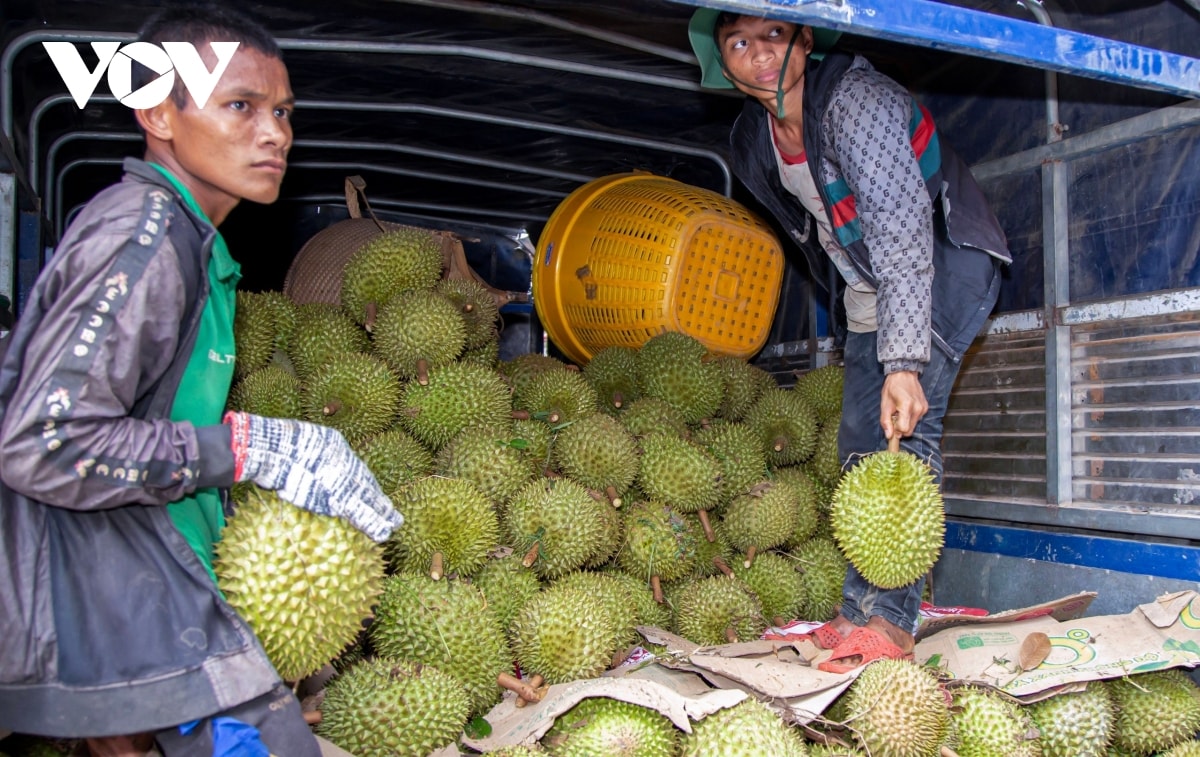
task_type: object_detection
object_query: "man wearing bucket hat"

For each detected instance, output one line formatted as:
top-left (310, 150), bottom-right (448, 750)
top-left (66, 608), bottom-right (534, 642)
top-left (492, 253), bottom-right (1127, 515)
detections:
top-left (689, 9), bottom-right (1011, 672)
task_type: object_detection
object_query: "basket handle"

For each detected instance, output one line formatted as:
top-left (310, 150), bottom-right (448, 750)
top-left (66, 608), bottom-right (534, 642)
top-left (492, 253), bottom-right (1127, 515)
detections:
top-left (343, 175), bottom-right (388, 233)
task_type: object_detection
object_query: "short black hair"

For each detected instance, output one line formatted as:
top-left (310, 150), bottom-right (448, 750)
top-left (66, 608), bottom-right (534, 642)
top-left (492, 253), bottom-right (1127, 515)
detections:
top-left (713, 11), bottom-right (741, 43)
top-left (134, 4), bottom-right (281, 109)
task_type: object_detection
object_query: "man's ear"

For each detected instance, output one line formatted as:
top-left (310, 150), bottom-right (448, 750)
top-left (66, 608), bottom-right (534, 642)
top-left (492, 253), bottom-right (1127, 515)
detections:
top-left (135, 102), bottom-right (174, 142)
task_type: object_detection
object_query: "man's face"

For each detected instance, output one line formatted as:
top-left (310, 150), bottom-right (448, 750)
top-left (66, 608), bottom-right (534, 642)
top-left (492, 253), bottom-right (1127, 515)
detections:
top-left (717, 16), bottom-right (813, 98)
top-left (156, 44), bottom-right (294, 213)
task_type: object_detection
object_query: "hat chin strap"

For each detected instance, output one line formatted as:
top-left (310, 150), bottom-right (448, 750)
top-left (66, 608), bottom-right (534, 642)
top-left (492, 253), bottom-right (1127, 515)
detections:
top-left (719, 27), bottom-right (801, 120)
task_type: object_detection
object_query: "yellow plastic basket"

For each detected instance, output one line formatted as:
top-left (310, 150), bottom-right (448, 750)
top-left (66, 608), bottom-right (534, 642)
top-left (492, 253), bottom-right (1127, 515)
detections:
top-left (532, 173), bottom-right (785, 365)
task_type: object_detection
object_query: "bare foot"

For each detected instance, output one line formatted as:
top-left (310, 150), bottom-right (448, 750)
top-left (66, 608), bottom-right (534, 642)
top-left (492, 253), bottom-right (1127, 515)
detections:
top-left (865, 615), bottom-right (915, 655)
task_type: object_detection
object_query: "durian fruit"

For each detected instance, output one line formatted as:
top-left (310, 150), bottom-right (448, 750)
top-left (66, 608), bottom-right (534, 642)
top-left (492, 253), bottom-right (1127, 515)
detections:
top-left (1026, 683), bottom-right (1113, 757)
top-left (684, 513), bottom-right (736, 578)
top-left (302, 351), bottom-right (401, 444)
top-left (671, 574), bottom-right (765, 646)
top-left (488, 746), bottom-right (547, 756)
top-left (399, 361), bottom-right (514, 450)
top-left (435, 424), bottom-right (536, 509)
top-left (233, 290), bottom-right (294, 380)
top-left (693, 422), bottom-right (770, 505)
top-left (1107, 669), bottom-right (1200, 755)
top-left (744, 387), bottom-right (819, 467)
top-left (617, 501), bottom-right (699, 595)
top-left (369, 573), bottom-right (510, 715)
top-left (511, 584), bottom-right (619, 684)
top-left (808, 745), bottom-right (864, 756)
top-left (731, 551), bottom-right (804, 627)
top-left (551, 413), bottom-right (639, 505)
top-left (340, 226), bottom-right (443, 329)
top-left (793, 537), bottom-right (847, 622)
top-left (435, 277), bottom-right (500, 349)
top-left (514, 368), bottom-right (600, 425)
top-left (316, 658), bottom-right (469, 757)
top-left (619, 396), bottom-right (691, 440)
top-left (830, 443), bottom-right (944, 589)
top-left (371, 288), bottom-right (467, 380)
top-left (470, 552), bottom-right (543, 639)
top-left (793, 364), bottom-right (844, 424)
top-left (1161, 741), bottom-right (1200, 757)
top-left (513, 417), bottom-right (554, 473)
top-left (389, 475), bottom-right (499, 579)
top-left (542, 696), bottom-right (679, 757)
top-left (582, 493), bottom-right (624, 569)
top-left (714, 355), bottom-right (775, 422)
top-left (552, 570), bottom-right (640, 649)
top-left (636, 432), bottom-right (722, 526)
top-left (635, 331), bottom-right (724, 425)
top-left (842, 658), bottom-right (949, 757)
top-left (769, 470), bottom-right (821, 548)
top-left (213, 485), bottom-right (384, 682)
top-left (286, 302), bottom-right (371, 381)
top-left (583, 345), bottom-right (641, 415)
top-left (500, 353), bottom-right (572, 396)
top-left (602, 568), bottom-right (673, 631)
top-left (460, 336), bottom-right (501, 369)
top-left (807, 412), bottom-right (845, 489)
top-left (680, 698), bottom-right (809, 757)
top-left (504, 477), bottom-right (612, 579)
top-left (950, 685), bottom-right (1041, 757)
top-left (351, 426), bottom-right (434, 494)
top-left (721, 480), bottom-right (803, 564)
top-left (227, 364), bottom-right (302, 418)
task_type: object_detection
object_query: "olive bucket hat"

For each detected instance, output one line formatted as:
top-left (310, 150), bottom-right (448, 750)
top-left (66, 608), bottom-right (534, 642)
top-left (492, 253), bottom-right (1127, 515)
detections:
top-left (688, 7), bottom-right (842, 89)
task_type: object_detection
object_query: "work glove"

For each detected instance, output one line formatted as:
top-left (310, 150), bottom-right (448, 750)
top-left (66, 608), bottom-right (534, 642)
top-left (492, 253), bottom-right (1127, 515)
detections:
top-left (224, 411), bottom-right (403, 542)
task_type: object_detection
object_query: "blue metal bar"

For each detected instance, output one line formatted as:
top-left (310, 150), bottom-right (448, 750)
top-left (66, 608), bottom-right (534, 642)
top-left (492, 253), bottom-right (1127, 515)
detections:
top-left (679, 0), bottom-right (1200, 99)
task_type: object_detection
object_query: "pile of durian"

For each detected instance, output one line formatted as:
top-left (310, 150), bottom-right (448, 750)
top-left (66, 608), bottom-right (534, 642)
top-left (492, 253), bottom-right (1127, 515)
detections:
top-left (208, 226), bottom-right (1200, 757)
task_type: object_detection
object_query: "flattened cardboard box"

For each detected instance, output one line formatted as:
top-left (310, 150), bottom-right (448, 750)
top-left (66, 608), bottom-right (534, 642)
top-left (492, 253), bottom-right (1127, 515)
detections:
top-left (913, 589), bottom-right (1200, 699)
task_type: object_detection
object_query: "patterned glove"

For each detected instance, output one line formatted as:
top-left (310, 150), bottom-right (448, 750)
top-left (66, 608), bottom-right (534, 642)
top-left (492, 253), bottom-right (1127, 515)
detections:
top-left (224, 412), bottom-right (403, 542)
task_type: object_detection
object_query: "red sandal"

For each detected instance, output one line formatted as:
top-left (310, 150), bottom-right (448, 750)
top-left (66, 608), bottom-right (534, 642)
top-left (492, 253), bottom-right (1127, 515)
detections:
top-left (801, 621), bottom-right (850, 649)
top-left (817, 626), bottom-right (913, 674)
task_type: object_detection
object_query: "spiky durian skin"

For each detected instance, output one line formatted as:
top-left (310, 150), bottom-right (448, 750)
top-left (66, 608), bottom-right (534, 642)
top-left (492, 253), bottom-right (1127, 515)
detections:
top-left (315, 658), bottom-right (468, 757)
top-left (552, 570), bottom-right (640, 649)
top-left (339, 227), bottom-right (443, 326)
top-left (459, 337), bottom-right (500, 369)
top-left (213, 486), bottom-right (384, 682)
top-left (693, 422), bottom-right (770, 504)
top-left (808, 746), bottom-right (865, 756)
top-left (635, 331), bottom-right (724, 425)
top-left (602, 568), bottom-right (673, 630)
top-left (582, 495), bottom-right (623, 569)
top-left (435, 424), bottom-right (536, 508)
top-left (302, 351), bottom-right (401, 444)
top-left (950, 686), bottom-right (1041, 757)
top-left (233, 290), bottom-right (283, 379)
top-left (389, 475), bottom-right (499, 578)
top-left (369, 573), bottom-right (510, 716)
top-left (843, 659), bottom-right (949, 757)
top-left (793, 364), bottom-right (844, 424)
top-left (732, 551), bottom-right (804, 625)
top-left (504, 477), bottom-right (610, 579)
top-left (435, 277), bottom-right (500, 349)
top-left (714, 356), bottom-right (774, 422)
top-left (684, 513), bottom-right (736, 578)
top-left (672, 574), bottom-right (765, 646)
top-left (500, 353), bottom-right (572, 395)
top-left (1161, 741), bottom-right (1200, 757)
top-left (371, 288), bottom-right (466, 376)
top-left (830, 449), bottom-right (945, 589)
top-left (808, 412), bottom-right (845, 488)
top-left (399, 361), bottom-right (514, 450)
top-left (511, 585), bottom-right (619, 684)
top-left (680, 698), bottom-right (809, 757)
top-left (793, 537), bottom-right (847, 622)
top-left (744, 387), bottom-right (819, 467)
top-left (512, 417), bottom-right (554, 473)
top-left (584, 345), bottom-right (642, 415)
top-left (514, 368), bottom-right (600, 425)
top-left (637, 432), bottom-right (721, 514)
top-left (619, 396), bottom-right (691, 440)
top-left (543, 697), bottom-right (679, 757)
top-left (227, 365), bottom-right (302, 419)
top-left (1027, 684), bottom-right (1113, 757)
top-left (351, 426), bottom-right (434, 494)
top-left (551, 412), bottom-right (640, 494)
top-left (1108, 669), bottom-right (1200, 755)
top-left (617, 501), bottom-right (698, 584)
top-left (286, 302), bottom-right (371, 381)
top-left (489, 747), bottom-right (548, 756)
top-left (721, 480), bottom-right (803, 554)
top-left (470, 553), bottom-right (542, 639)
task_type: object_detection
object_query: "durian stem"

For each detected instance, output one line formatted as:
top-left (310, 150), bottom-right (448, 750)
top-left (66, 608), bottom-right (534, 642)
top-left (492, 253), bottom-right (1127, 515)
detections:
top-left (612, 391), bottom-right (624, 409)
top-left (364, 302), bottom-right (377, 333)
top-left (712, 555), bottom-right (734, 577)
top-left (415, 358), bottom-right (431, 386)
top-left (514, 674), bottom-right (544, 708)
top-left (548, 410), bottom-right (562, 424)
top-left (744, 545), bottom-right (758, 568)
top-left (587, 487), bottom-right (605, 502)
top-left (522, 541), bottom-right (540, 568)
top-left (322, 400), bottom-right (342, 417)
top-left (888, 412), bottom-right (901, 453)
top-left (303, 710), bottom-right (322, 725)
top-left (511, 409), bottom-right (531, 421)
top-left (773, 615), bottom-right (787, 628)
top-left (497, 672), bottom-right (543, 704)
top-left (430, 551), bottom-right (444, 581)
top-left (724, 627), bottom-right (739, 643)
top-left (605, 485), bottom-right (621, 508)
top-left (462, 302), bottom-right (475, 314)
top-left (697, 509), bottom-right (715, 542)
top-left (940, 748), bottom-right (961, 757)
top-left (772, 436), bottom-right (787, 453)
top-left (650, 575), bottom-right (664, 603)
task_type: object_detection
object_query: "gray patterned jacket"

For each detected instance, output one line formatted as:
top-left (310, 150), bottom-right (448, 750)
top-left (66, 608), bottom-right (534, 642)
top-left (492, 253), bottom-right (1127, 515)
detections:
top-left (731, 53), bottom-right (1011, 372)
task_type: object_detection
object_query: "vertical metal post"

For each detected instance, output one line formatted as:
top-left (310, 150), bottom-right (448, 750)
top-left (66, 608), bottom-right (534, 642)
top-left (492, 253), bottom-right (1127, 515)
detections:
top-left (0, 172), bottom-right (14, 307)
top-left (1043, 159), bottom-right (1072, 506)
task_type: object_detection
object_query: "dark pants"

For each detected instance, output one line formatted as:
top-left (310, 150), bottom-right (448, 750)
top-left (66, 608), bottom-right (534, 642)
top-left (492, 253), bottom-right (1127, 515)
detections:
top-left (153, 683), bottom-right (320, 757)
top-left (836, 329), bottom-right (960, 634)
